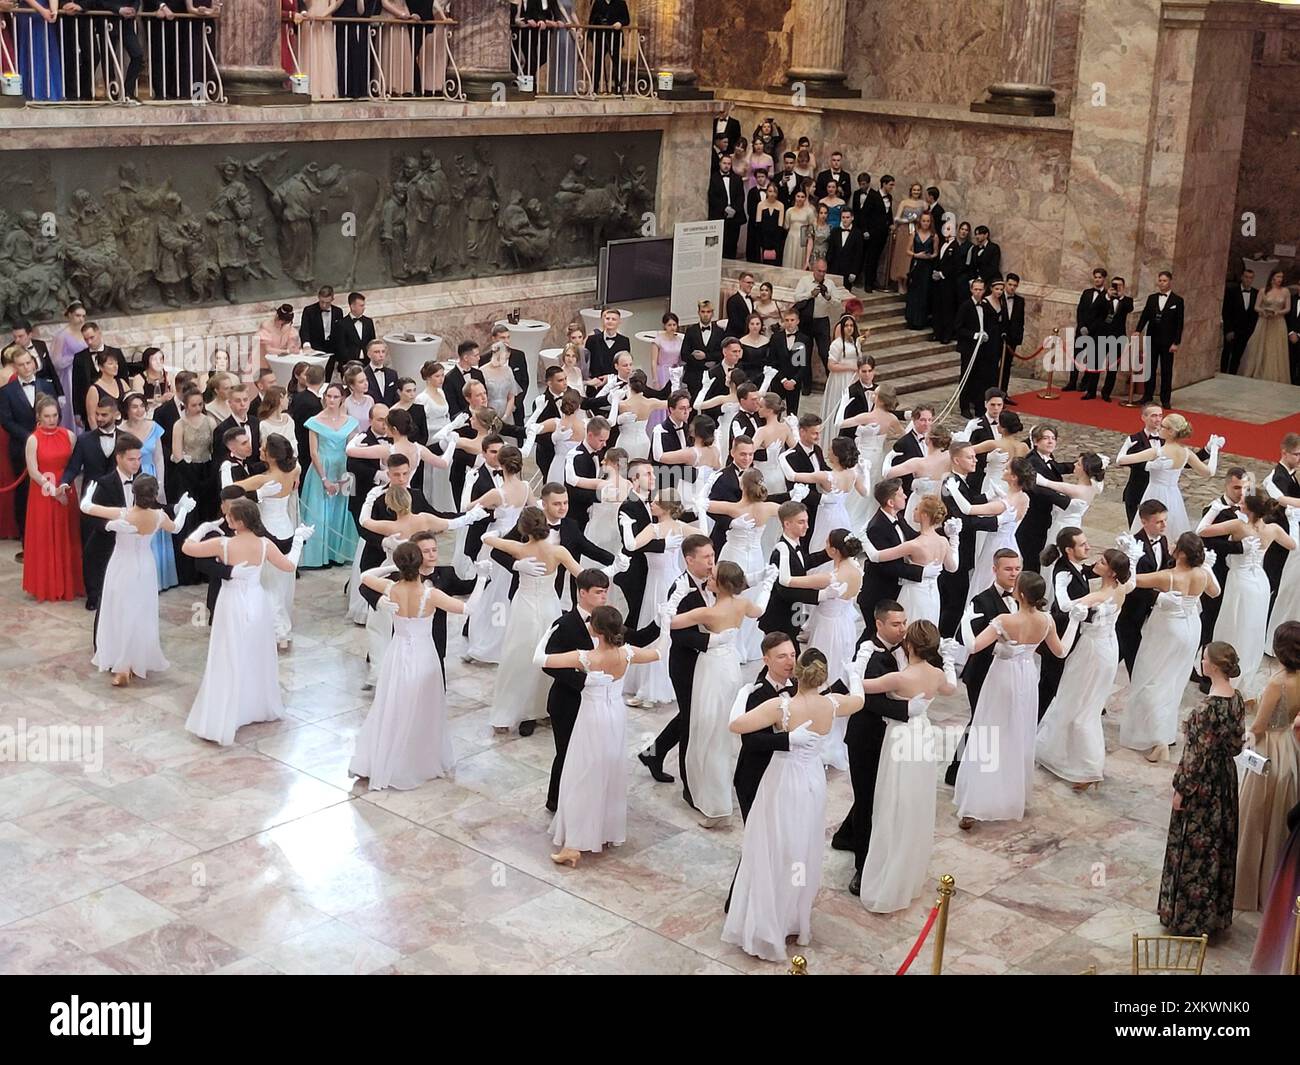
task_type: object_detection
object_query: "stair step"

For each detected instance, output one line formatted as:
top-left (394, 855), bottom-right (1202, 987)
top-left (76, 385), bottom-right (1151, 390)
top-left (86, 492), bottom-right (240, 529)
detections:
top-left (869, 341), bottom-right (958, 362)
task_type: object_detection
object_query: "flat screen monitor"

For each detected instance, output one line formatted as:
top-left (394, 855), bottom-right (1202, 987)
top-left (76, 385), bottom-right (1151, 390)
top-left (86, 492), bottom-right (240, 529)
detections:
top-left (599, 236), bottom-right (674, 304)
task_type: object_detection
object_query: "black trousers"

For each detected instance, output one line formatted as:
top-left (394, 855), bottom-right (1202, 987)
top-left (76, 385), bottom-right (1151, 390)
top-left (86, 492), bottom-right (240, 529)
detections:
top-left (862, 235), bottom-right (887, 292)
top-left (999, 346), bottom-right (1016, 393)
top-left (722, 219), bottom-right (742, 260)
top-left (1221, 336), bottom-right (1248, 376)
top-left (1037, 647), bottom-right (1066, 721)
top-left (546, 695), bottom-right (578, 812)
top-left (653, 662), bottom-right (696, 804)
top-left (809, 316), bottom-right (831, 375)
top-left (1116, 613), bottom-right (1145, 680)
top-left (1140, 343), bottom-right (1174, 408)
top-left (835, 717), bottom-right (889, 872)
top-left (82, 528), bottom-right (113, 609)
top-left (946, 660), bottom-right (992, 781)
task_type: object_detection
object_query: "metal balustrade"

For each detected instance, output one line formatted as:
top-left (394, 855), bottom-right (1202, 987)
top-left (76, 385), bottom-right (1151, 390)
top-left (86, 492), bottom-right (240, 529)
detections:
top-left (510, 22), bottom-right (655, 99)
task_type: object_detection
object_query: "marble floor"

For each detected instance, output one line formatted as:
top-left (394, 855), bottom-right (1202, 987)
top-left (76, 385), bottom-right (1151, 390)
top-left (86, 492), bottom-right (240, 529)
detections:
top-left (0, 375), bottom-right (1284, 976)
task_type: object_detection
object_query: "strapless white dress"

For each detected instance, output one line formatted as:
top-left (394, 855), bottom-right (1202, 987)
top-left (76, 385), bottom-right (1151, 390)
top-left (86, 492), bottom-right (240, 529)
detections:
top-left (1120, 590), bottom-right (1201, 750)
top-left (1036, 601), bottom-right (1119, 783)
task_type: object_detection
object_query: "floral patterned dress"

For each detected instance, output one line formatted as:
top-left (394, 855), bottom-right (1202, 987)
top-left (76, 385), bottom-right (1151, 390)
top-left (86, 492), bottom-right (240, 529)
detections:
top-left (1158, 692), bottom-right (1245, 935)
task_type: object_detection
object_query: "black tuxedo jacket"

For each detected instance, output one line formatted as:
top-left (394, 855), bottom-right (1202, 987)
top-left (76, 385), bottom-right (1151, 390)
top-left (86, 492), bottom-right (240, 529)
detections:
top-left (543, 607), bottom-right (594, 719)
top-left (942, 474), bottom-right (998, 572)
top-left (782, 442), bottom-right (826, 518)
top-left (584, 332), bottom-right (631, 381)
top-left (299, 303), bottom-right (346, 355)
top-left (358, 482), bottom-right (435, 571)
top-left (62, 427), bottom-right (119, 489)
top-left (970, 242), bottom-right (1001, 281)
top-left (288, 389), bottom-right (323, 465)
top-left (666, 572), bottom-right (712, 709)
top-left (814, 168), bottom-right (849, 200)
top-left (72, 345), bottom-right (125, 424)
top-left (961, 585), bottom-right (1014, 696)
top-left (734, 671), bottom-right (795, 820)
top-left (1136, 292), bottom-right (1184, 349)
top-left (1022, 449), bottom-right (1072, 545)
top-left (0, 375), bottom-right (58, 462)
top-left (18, 340), bottom-right (62, 398)
top-left (1049, 558), bottom-right (1095, 636)
top-left (1118, 531), bottom-right (1174, 633)
top-left (210, 415), bottom-right (261, 470)
top-left (364, 364), bottom-right (399, 406)
top-left (965, 413), bottom-right (997, 488)
top-left (681, 321), bottom-right (724, 390)
top-left (760, 535), bottom-right (830, 636)
top-left (443, 364), bottom-right (486, 421)
top-left (774, 171), bottom-right (802, 208)
top-left (82, 468), bottom-right (131, 563)
top-left (828, 227), bottom-right (865, 284)
top-left (887, 428), bottom-right (927, 496)
top-left (337, 315), bottom-right (377, 367)
top-left (770, 329), bottom-right (812, 394)
top-left (837, 379), bottom-right (878, 439)
top-left (1003, 292), bottom-right (1026, 349)
top-left (345, 427), bottom-right (387, 510)
top-left (194, 521), bottom-right (234, 618)
top-left (850, 188), bottom-right (873, 230)
top-left (152, 395), bottom-right (186, 463)
top-left (708, 170), bottom-right (745, 224)
top-left (863, 189), bottom-right (891, 239)
top-left (859, 508), bottom-right (923, 616)
top-left (1075, 286), bottom-right (1107, 334)
top-left (564, 442), bottom-right (602, 526)
top-left (491, 517), bottom-right (613, 600)
top-left (955, 299), bottom-right (999, 362)
top-left (845, 642), bottom-right (908, 749)
top-left (707, 463), bottom-right (744, 554)
top-left (1222, 285), bottom-right (1259, 344)
top-left (462, 464), bottom-right (501, 560)
top-left (725, 292), bottom-right (756, 338)
top-left (1099, 294), bottom-right (1134, 339)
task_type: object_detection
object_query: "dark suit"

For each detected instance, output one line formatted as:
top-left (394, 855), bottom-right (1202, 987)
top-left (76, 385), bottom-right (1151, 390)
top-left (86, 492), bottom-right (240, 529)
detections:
top-left (0, 374), bottom-right (58, 538)
top-left (337, 314), bottom-right (377, 370)
top-left (862, 189), bottom-right (892, 290)
top-left (1119, 430), bottom-right (1159, 526)
top-left (613, 492), bottom-right (661, 623)
top-left (1136, 291), bottom-right (1184, 409)
top-left (939, 473), bottom-right (999, 636)
top-left (1116, 531), bottom-right (1174, 677)
top-left (1038, 558), bottom-right (1094, 718)
top-left (288, 389), bottom-right (323, 475)
top-left (724, 291), bottom-right (756, 338)
top-left (584, 331), bottom-right (631, 382)
top-left (828, 225), bottom-right (866, 290)
top-left (885, 428), bottom-right (926, 496)
top-left (781, 442), bottom-right (826, 546)
top-left (814, 168), bottom-right (850, 200)
top-left (81, 468), bottom-right (133, 612)
top-left (443, 364), bottom-right (486, 421)
top-left (681, 321), bottom-right (724, 393)
top-left (1001, 292), bottom-right (1026, 392)
top-left (563, 442), bottom-right (602, 527)
top-left (706, 463), bottom-right (744, 555)
top-left (1067, 286), bottom-right (1108, 391)
top-left (651, 571), bottom-right (714, 803)
top-left (541, 607), bottom-right (594, 811)
top-left (836, 639), bottom-right (907, 871)
top-left (210, 415), bottom-right (261, 471)
top-left (857, 508), bottom-right (922, 620)
top-left (760, 534), bottom-right (830, 640)
top-left (1221, 284), bottom-right (1259, 375)
top-left (708, 169), bottom-right (746, 259)
top-left (363, 364), bottom-right (399, 407)
top-left (299, 302), bottom-right (346, 379)
top-left (945, 584), bottom-right (1015, 783)
top-left (955, 298), bottom-right (1000, 417)
top-left (1198, 495), bottom-right (1244, 649)
top-left (1017, 450), bottom-right (1071, 572)
top-left (769, 328), bottom-right (811, 409)
top-left (1083, 293), bottom-right (1133, 400)
top-left (345, 427), bottom-right (387, 526)
top-left (932, 238), bottom-right (963, 343)
top-left (970, 241), bottom-right (1001, 282)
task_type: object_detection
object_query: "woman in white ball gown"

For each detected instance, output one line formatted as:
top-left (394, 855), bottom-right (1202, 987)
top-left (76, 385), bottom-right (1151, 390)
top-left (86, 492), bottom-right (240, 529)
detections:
top-left (464, 445), bottom-right (533, 664)
top-left (611, 369), bottom-right (668, 462)
top-left (858, 622), bottom-right (958, 913)
top-left (1119, 532), bottom-right (1219, 762)
top-left (623, 491), bottom-right (693, 705)
top-left (822, 314), bottom-right (864, 437)
top-left (536, 605), bottom-right (668, 866)
top-left (1036, 548), bottom-right (1131, 788)
top-left (837, 386), bottom-right (904, 530)
top-left (524, 389), bottom-right (585, 485)
top-left (232, 434), bottom-right (301, 650)
top-left (725, 646), bottom-right (866, 962)
top-left (802, 529), bottom-right (864, 772)
top-left (668, 560), bottom-right (779, 821)
top-left (483, 506), bottom-right (584, 733)
top-left (182, 499), bottom-right (312, 746)
top-left (969, 456), bottom-right (1030, 602)
top-left (1266, 506), bottom-right (1300, 654)
top-left (1116, 413), bottom-right (1223, 541)
top-left (704, 469), bottom-right (784, 662)
top-left (1043, 452), bottom-right (1106, 550)
top-left (81, 476), bottom-right (191, 686)
top-left (349, 542), bottom-right (484, 790)
top-left (956, 571), bottom-right (1080, 829)
top-left (882, 426), bottom-right (952, 527)
top-left (861, 495), bottom-right (960, 627)
top-left (804, 436), bottom-right (872, 555)
top-left (1202, 493), bottom-right (1297, 689)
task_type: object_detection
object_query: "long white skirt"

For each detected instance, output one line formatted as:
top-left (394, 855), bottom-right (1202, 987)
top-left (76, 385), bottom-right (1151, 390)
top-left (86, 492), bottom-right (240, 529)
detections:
top-left (465, 557), bottom-right (512, 663)
top-left (802, 595), bottom-right (856, 771)
top-left (860, 715), bottom-right (938, 913)
top-left (722, 744), bottom-right (827, 962)
top-left (686, 645), bottom-right (742, 818)
top-left (1215, 561), bottom-right (1270, 691)
top-left (490, 576), bottom-right (562, 729)
top-left (954, 650), bottom-right (1038, 822)
top-left (551, 682), bottom-right (628, 852)
top-left (1120, 595), bottom-right (1201, 751)
top-left (1266, 547), bottom-right (1300, 654)
top-left (92, 524), bottom-right (169, 679)
top-left (349, 621), bottom-right (453, 790)
top-left (1036, 624), bottom-right (1118, 783)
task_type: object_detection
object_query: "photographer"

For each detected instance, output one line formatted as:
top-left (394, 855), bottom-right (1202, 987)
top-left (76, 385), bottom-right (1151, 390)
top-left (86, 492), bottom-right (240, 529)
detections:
top-left (792, 259), bottom-right (849, 376)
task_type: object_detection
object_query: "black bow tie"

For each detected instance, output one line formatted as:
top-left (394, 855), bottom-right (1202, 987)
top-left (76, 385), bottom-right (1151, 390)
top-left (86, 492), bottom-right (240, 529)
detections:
top-left (123, 476), bottom-right (135, 484)
top-left (97, 430), bottom-right (115, 438)
top-left (19, 378), bottom-right (35, 387)
top-left (548, 523), bottom-right (560, 531)
top-left (1000, 591), bottom-right (1015, 600)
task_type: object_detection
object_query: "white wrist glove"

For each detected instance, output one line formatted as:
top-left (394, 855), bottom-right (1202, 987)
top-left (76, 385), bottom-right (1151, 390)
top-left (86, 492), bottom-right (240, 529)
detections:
top-left (728, 685), bottom-right (753, 725)
top-left (1202, 549), bottom-right (1217, 571)
top-left (1069, 603), bottom-right (1088, 622)
top-left (474, 558), bottom-right (494, 577)
top-left (784, 414), bottom-right (799, 435)
top-left (186, 520), bottom-right (221, 542)
top-left (789, 483), bottom-right (809, 502)
top-left (172, 492), bottom-right (196, 521)
top-left (604, 552), bottom-right (631, 577)
top-left (669, 366), bottom-right (684, 390)
top-left (943, 517), bottom-right (962, 538)
top-left (513, 556), bottom-right (546, 577)
top-left (818, 579), bottom-right (847, 602)
top-left (532, 631), bottom-right (551, 667)
top-left (787, 721), bottom-right (819, 750)
top-left (1207, 434), bottom-right (1225, 452)
top-left (986, 476), bottom-right (1008, 500)
top-left (939, 637), bottom-right (962, 661)
top-left (293, 524), bottom-right (315, 543)
top-left (447, 505), bottom-right (489, 530)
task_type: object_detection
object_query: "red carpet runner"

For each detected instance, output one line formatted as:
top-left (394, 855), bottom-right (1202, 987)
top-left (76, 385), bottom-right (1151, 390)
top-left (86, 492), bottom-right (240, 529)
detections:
top-left (1006, 389), bottom-right (1300, 463)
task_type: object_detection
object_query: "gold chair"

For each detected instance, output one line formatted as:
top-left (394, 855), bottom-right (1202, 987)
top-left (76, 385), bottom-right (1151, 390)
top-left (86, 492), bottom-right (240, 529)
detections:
top-left (1131, 932), bottom-right (1208, 975)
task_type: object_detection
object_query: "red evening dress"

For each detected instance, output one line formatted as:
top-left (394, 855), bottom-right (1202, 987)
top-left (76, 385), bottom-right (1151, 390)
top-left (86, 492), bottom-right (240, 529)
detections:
top-left (22, 426), bottom-right (84, 602)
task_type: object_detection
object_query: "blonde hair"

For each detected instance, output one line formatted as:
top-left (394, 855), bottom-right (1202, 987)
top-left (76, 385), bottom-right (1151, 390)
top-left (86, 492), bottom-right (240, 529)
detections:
top-left (740, 469), bottom-right (768, 503)
top-left (915, 495), bottom-right (948, 528)
top-left (1162, 413), bottom-right (1191, 440)
top-left (384, 484), bottom-right (412, 517)
top-left (794, 648), bottom-right (828, 691)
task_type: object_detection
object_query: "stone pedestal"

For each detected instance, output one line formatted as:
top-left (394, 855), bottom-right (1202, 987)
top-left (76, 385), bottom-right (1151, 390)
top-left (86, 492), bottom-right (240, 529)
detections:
top-left (972, 0), bottom-right (1058, 117)
top-left (458, 0), bottom-right (520, 101)
top-left (223, 2), bottom-right (296, 105)
top-left (779, 0), bottom-right (859, 98)
top-left (643, 0), bottom-right (712, 99)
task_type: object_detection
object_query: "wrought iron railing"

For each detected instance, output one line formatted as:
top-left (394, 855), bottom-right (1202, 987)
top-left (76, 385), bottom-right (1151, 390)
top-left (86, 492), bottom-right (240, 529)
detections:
top-left (280, 13), bottom-right (464, 102)
top-left (509, 22), bottom-right (655, 99)
top-left (2, 9), bottom-right (224, 105)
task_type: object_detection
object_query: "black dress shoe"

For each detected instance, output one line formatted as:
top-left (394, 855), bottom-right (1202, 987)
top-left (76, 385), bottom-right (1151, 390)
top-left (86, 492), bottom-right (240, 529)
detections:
top-left (85, 600), bottom-right (97, 611)
top-left (1101, 395), bottom-right (1112, 403)
top-left (14, 550), bottom-right (24, 562)
top-left (519, 720), bottom-right (536, 737)
top-left (848, 871), bottom-right (861, 897)
top-left (638, 750), bottom-right (674, 783)
top-left (545, 802), bottom-right (557, 814)
top-left (1080, 393), bottom-right (1095, 401)
top-left (943, 763), bottom-right (959, 787)
top-left (1063, 383), bottom-right (1078, 392)
top-left (830, 834), bottom-right (853, 852)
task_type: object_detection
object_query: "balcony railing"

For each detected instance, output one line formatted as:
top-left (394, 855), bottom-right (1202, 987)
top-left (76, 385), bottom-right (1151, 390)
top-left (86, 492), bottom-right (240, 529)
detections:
top-left (280, 14), bottom-right (464, 102)
top-left (1, 9), bottom-right (224, 105)
top-left (510, 23), bottom-right (655, 99)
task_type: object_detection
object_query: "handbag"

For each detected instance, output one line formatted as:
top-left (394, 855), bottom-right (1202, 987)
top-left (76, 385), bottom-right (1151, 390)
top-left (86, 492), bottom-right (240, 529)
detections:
top-left (761, 248), bottom-right (776, 262)
top-left (338, 472), bottom-right (356, 497)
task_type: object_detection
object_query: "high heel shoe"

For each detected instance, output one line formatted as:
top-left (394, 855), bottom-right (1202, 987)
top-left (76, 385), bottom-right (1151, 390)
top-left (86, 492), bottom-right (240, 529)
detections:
top-left (111, 672), bottom-right (129, 688)
top-left (550, 849), bottom-right (579, 868)
top-left (1071, 780), bottom-right (1099, 792)
top-left (958, 816), bottom-right (975, 831)
top-left (1144, 744), bottom-right (1169, 764)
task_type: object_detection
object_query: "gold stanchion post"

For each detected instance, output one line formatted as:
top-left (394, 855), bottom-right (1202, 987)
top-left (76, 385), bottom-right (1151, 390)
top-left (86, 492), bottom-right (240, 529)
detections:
top-left (931, 874), bottom-right (956, 975)
top-left (1119, 331), bottom-right (1144, 407)
top-left (1038, 327), bottom-right (1061, 399)
top-left (788, 954), bottom-right (808, 976)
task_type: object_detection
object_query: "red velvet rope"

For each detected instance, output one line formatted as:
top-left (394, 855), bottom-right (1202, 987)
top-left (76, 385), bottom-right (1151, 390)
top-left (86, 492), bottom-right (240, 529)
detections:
top-left (894, 904), bottom-right (940, 975)
top-left (0, 470), bottom-right (28, 494)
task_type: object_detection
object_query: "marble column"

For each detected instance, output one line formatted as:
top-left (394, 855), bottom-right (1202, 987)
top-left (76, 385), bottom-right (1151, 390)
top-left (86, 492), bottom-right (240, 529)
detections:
top-left (222, 0), bottom-right (294, 104)
top-left (458, 0), bottom-right (517, 100)
top-left (972, 0), bottom-right (1057, 116)
top-left (781, 0), bottom-right (859, 98)
top-left (642, 0), bottom-right (711, 98)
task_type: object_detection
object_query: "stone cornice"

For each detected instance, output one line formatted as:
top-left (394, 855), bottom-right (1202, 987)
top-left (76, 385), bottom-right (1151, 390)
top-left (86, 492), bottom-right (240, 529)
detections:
top-left (1161, 0), bottom-right (1283, 28)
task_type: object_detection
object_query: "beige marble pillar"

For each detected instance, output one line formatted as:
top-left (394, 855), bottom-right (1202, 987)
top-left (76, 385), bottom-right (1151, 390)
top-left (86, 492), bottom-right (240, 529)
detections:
top-left (458, 0), bottom-right (516, 100)
top-left (222, 0), bottom-right (294, 104)
top-left (782, 0), bottom-right (859, 97)
top-left (972, 0), bottom-right (1057, 116)
top-left (642, 0), bottom-right (710, 97)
